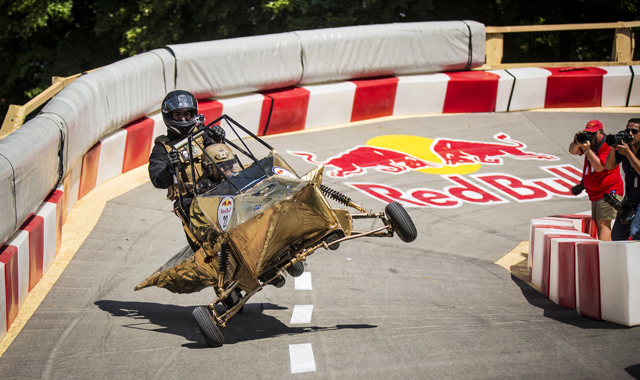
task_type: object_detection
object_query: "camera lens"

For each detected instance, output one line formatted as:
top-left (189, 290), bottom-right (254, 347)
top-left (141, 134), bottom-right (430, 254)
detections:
top-left (576, 132), bottom-right (590, 144)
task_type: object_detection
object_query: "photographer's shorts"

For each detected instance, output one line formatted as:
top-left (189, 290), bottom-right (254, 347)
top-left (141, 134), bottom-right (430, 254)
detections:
top-left (592, 194), bottom-right (622, 220)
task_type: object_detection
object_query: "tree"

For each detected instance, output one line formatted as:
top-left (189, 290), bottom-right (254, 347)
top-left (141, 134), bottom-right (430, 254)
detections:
top-left (1, 0), bottom-right (638, 121)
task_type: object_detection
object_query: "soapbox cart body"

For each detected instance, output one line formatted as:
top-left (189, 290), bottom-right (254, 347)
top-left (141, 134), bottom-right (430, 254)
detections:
top-left (134, 115), bottom-right (417, 347)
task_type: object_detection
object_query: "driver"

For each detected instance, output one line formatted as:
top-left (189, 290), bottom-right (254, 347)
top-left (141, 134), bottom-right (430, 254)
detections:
top-left (197, 143), bottom-right (240, 194)
top-left (189, 143), bottom-right (240, 248)
top-left (148, 90), bottom-right (225, 251)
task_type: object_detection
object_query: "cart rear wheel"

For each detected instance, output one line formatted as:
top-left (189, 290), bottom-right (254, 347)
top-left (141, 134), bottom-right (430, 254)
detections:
top-left (385, 202), bottom-right (417, 243)
top-left (193, 306), bottom-right (224, 347)
top-left (286, 261), bottom-right (305, 277)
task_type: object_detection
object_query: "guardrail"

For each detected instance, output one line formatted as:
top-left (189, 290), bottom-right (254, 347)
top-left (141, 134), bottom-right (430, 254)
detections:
top-left (481, 21), bottom-right (640, 69)
top-left (0, 73), bottom-right (84, 139)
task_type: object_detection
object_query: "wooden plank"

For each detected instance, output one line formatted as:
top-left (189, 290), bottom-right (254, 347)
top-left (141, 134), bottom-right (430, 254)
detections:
top-left (486, 21), bottom-right (640, 34)
top-left (475, 60), bottom-right (640, 71)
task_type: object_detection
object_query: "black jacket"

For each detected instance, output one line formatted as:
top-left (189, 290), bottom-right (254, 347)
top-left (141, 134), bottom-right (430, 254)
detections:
top-left (148, 131), bottom-right (214, 190)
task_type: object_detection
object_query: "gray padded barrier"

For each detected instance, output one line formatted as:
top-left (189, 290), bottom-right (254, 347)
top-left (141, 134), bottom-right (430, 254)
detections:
top-left (0, 117), bottom-right (61, 245)
top-left (169, 32), bottom-right (303, 98)
top-left (0, 155), bottom-right (15, 245)
top-left (296, 21), bottom-right (485, 84)
top-left (171, 21), bottom-right (484, 98)
top-left (40, 48), bottom-right (176, 173)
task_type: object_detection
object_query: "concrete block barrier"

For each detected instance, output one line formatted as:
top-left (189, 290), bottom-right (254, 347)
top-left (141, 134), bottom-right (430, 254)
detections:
top-left (498, 67), bottom-right (551, 112)
top-left (549, 238), bottom-right (597, 309)
top-left (303, 82), bottom-right (356, 129)
top-left (442, 71), bottom-right (499, 113)
top-left (598, 241), bottom-right (640, 326)
top-left (576, 242), bottom-right (602, 320)
top-left (259, 87), bottom-right (311, 136)
top-left (537, 229), bottom-right (592, 296)
top-left (600, 66), bottom-right (633, 107)
top-left (529, 215), bottom-right (640, 326)
top-left (528, 218), bottom-right (579, 277)
top-left (393, 74), bottom-right (449, 115)
top-left (544, 67), bottom-right (607, 108)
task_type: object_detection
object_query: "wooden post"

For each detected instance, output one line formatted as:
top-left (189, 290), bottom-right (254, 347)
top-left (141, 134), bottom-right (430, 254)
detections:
top-left (0, 72), bottom-right (87, 140)
top-left (485, 33), bottom-right (504, 67)
top-left (614, 28), bottom-right (633, 62)
top-left (0, 105), bottom-right (25, 139)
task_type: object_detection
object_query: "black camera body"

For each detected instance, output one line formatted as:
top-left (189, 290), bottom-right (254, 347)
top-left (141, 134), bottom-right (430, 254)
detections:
top-left (575, 131), bottom-right (594, 144)
top-left (575, 131), bottom-right (593, 144)
top-left (602, 192), bottom-right (636, 225)
top-left (605, 130), bottom-right (633, 147)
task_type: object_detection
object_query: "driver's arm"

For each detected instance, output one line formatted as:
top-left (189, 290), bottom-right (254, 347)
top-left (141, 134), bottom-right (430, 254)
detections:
top-left (149, 142), bottom-right (174, 189)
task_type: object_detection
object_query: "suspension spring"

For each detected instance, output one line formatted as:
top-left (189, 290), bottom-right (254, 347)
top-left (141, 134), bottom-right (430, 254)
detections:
top-left (319, 184), bottom-right (352, 207)
top-left (219, 243), bottom-right (230, 275)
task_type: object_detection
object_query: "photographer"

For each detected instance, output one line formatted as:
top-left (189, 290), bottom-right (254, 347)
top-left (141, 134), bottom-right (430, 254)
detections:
top-left (605, 118), bottom-right (640, 240)
top-left (568, 119), bottom-right (623, 241)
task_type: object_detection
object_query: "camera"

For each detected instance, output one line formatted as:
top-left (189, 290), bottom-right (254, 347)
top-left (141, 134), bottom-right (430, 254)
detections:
top-left (570, 181), bottom-right (585, 196)
top-left (575, 131), bottom-right (593, 144)
top-left (602, 192), bottom-right (636, 225)
top-left (605, 130), bottom-right (633, 147)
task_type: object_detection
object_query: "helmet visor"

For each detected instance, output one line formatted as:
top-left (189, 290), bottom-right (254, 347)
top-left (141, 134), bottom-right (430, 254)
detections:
top-left (163, 93), bottom-right (197, 113)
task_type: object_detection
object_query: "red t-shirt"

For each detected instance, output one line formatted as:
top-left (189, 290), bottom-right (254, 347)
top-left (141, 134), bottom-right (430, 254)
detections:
top-left (582, 142), bottom-right (624, 201)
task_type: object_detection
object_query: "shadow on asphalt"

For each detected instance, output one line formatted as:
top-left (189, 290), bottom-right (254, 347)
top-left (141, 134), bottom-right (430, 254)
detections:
top-left (95, 300), bottom-right (376, 348)
top-left (625, 364), bottom-right (640, 379)
top-left (510, 275), bottom-right (630, 330)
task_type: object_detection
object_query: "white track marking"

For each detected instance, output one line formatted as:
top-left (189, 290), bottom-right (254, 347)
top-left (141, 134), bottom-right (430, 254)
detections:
top-left (294, 272), bottom-right (312, 290)
top-left (290, 305), bottom-right (314, 324)
top-left (289, 343), bottom-right (316, 373)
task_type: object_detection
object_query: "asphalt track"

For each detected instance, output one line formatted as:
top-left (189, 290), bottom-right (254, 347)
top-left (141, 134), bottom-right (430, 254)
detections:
top-left (1, 109), bottom-right (640, 380)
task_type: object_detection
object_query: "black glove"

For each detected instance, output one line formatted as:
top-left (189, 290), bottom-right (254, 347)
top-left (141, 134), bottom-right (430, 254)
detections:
top-left (167, 150), bottom-right (181, 166)
top-left (207, 125), bottom-right (226, 142)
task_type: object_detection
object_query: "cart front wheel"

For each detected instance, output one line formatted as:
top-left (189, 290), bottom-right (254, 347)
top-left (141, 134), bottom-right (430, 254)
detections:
top-left (286, 261), bottom-right (305, 277)
top-left (385, 202), bottom-right (417, 243)
top-left (193, 306), bottom-right (224, 347)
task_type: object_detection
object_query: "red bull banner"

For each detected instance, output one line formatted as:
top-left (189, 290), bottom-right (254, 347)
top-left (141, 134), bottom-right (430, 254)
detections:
top-left (289, 133), bottom-right (582, 208)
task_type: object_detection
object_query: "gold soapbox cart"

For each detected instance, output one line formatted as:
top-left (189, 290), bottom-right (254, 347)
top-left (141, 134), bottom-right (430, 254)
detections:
top-left (134, 115), bottom-right (417, 347)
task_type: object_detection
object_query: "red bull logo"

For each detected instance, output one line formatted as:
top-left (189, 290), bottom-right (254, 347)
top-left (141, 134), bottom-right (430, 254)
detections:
top-left (431, 133), bottom-right (558, 166)
top-left (217, 196), bottom-right (234, 231)
top-left (289, 145), bottom-right (441, 178)
top-left (287, 134), bottom-right (576, 208)
top-left (289, 133), bottom-right (558, 178)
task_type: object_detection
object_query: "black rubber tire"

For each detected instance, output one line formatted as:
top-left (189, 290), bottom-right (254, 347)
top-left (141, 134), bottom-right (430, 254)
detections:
top-left (286, 261), bottom-right (305, 277)
top-left (384, 202), bottom-right (418, 243)
top-left (192, 306), bottom-right (224, 347)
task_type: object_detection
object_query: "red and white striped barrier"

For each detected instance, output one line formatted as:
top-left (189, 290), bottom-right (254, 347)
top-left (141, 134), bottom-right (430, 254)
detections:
top-left (529, 215), bottom-right (640, 326)
top-left (528, 218), bottom-right (579, 276)
top-left (531, 227), bottom-right (592, 295)
top-left (3, 65), bottom-right (640, 341)
top-left (549, 238), bottom-right (597, 309)
top-left (0, 188), bottom-right (65, 338)
top-left (598, 241), bottom-right (640, 326)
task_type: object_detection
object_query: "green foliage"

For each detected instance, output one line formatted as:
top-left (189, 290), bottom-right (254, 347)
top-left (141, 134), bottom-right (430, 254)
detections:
top-left (1, 0), bottom-right (638, 120)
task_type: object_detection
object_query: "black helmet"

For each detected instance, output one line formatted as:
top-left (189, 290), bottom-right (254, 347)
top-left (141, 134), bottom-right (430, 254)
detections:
top-left (161, 90), bottom-right (198, 137)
